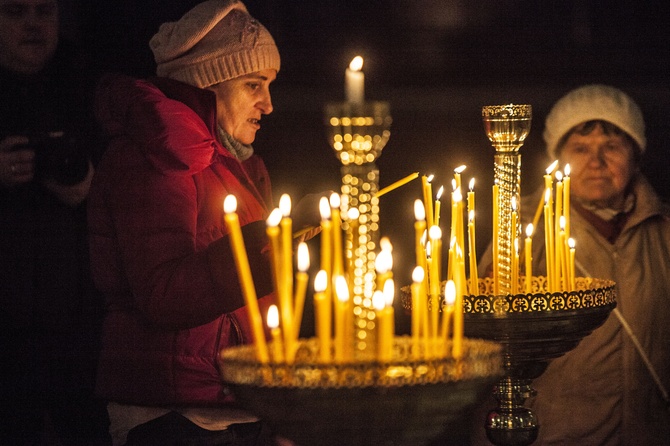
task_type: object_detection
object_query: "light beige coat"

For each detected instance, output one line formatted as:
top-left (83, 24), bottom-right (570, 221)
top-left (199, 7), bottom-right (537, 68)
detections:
top-left (489, 174), bottom-right (670, 445)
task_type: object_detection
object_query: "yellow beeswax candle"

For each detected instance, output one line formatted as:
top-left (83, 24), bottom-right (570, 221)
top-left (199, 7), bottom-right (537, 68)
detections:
top-left (414, 199), bottom-right (427, 271)
top-left (525, 224), bottom-right (533, 294)
top-left (223, 195), bottom-right (268, 363)
top-left (293, 242), bottom-right (310, 340)
top-left (533, 160), bottom-right (558, 231)
top-left (330, 193), bottom-right (344, 277)
top-left (376, 171), bottom-right (419, 198)
top-left (334, 275), bottom-right (349, 362)
top-left (267, 305), bottom-right (283, 363)
top-left (373, 291), bottom-right (391, 362)
top-left (422, 175), bottom-right (435, 228)
top-left (559, 217), bottom-right (568, 291)
top-left (452, 248), bottom-right (464, 359)
top-left (319, 197), bottom-right (333, 299)
top-left (383, 278), bottom-right (396, 342)
top-left (313, 270), bottom-right (331, 362)
top-left (428, 225), bottom-right (442, 339)
top-left (346, 207), bottom-right (360, 281)
top-left (454, 165), bottom-right (466, 192)
top-left (411, 266), bottom-right (424, 357)
top-left (467, 210), bottom-right (479, 295)
top-left (492, 182), bottom-right (500, 295)
top-left (266, 208), bottom-right (283, 297)
top-left (278, 194), bottom-right (295, 357)
top-left (511, 197), bottom-right (518, 294)
top-left (543, 189), bottom-right (556, 292)
top-left (440, 280), bottom-right (456, 353)
top-left (434, 185), bottom-right (444, 227)
top-left (568, 238), bottom-right (576, 291)
top-left (563, 164), bottom-right (571, 239)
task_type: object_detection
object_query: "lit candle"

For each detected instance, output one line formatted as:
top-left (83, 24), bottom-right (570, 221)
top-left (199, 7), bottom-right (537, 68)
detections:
top-left (510, 197), bottom-right (518, 294)
top-left (440, 280), bottom-right (455, 353)
top-left (267, 305), bottom-right (283, 363)
top-left (411, 266), bottom-right (424, 358)
top-left (330, 193), bottom-right (343, 276)
top-left (563, 164), bottom-right (571, 239)
top-left (376, 237), bottom-right (393, 291)
top-left (414, 199), bottom-right (427, 271)
top-left (293, 242), bottom-right (310, 341)
top-left (543, 188), bottom-right (556, 292)
top-left (467, 209), bottom-right (479, 295)
top-left (454, 165), bottom-right (466, 191)
top-left (266, 208), bottom-right (283, 297)
top-left (313, 270), bottom-right (331, 362)
top-left (319, 197), bottom-right (332, 297)
top-left (345, 56), bottom-right (364, 104)
top-left (492, 181), bottom-right (500, 295)
top-left (434, 185), bottom-right (444, 227)
top-left (428, 225), bottom-right (442, 339)
top-left (559, 216), bottom-right (568, 291)
top-left (525, 224), bottom-right (534, 294)
top-left (452, 247), bottom-right (464, 359)
top-left (376, 172), bottom-right (419, 198)
top-left (554, 171), bottom-right (564, 277)
top-left (278, 194), bottom-right (295, 358)
top-left (568, 238), bottom-right (576, 291)
top-left (334, 275), bottom-right (349, 362)
top-left (533, 160), bottom-right (558, 232)
top-left (347, 207), bottom-right (360, 281)
top-left (223, 195), bottom-right (269, 363)
top-left (422, 174), bottom-right (435, 228)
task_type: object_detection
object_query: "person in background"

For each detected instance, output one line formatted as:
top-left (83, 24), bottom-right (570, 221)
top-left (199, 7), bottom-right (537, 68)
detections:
top-left (88, 1), bottom-right (320, 444)
top-left (0, 0), bottom-right (111, 444)
top-left (477, 84), bottom-right (670, 445)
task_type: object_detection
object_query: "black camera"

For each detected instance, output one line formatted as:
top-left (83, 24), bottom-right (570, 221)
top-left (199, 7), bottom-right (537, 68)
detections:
top-left (19, 131), bottom-right (89, 185)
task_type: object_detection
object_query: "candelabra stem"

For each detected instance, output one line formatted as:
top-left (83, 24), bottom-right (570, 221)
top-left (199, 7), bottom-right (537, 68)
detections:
top-left (494, 153), bottom-right (521, 295)
top-left (486, 376), bottom-right (538, 446)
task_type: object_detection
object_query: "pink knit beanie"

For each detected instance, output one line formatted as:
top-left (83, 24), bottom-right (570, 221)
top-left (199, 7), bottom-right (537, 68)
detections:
top-left (150, 0), bottom-right (280, 88)
top-left (543, 84), bottom-right (646, 160)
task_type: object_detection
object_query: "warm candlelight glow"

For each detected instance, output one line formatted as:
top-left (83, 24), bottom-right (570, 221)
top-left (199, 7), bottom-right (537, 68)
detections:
top-left (267, 304), bottom-right (283, 363)
top-left (525, 224), bottom-right (534, 293)
top-left (334, 275), bottom-right (349, 362)
top-left (313, 270), bottom-right (331, 362)
top-left (349, 55), bottom-right (363, 71)
top-left (293, 242), bottom-right (310, 342)
top-left (345, 56), bottom-right (364, 103)
top-left (223, 194), bottom-right (237, 214)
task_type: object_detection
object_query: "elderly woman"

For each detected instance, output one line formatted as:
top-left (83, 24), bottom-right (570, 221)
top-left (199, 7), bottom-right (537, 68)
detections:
top-left (88, 1), bottom-right (317, 444)
top-left (506, 85), bottom-right (670, 445)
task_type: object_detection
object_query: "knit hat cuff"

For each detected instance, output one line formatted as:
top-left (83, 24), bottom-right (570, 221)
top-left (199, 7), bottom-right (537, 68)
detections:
top-left (158, 43), bottom-right (280, 88)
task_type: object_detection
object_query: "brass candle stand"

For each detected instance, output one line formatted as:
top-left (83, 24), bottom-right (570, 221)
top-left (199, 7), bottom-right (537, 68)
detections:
top-left (324, 101), bottom-right (391, 352)
top-left (219, 336), bottom-right (503, 446)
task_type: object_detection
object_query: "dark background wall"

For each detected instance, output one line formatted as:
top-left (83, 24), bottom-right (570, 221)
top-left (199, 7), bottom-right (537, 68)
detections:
top-left (61, 0), bottom-right (670, 329)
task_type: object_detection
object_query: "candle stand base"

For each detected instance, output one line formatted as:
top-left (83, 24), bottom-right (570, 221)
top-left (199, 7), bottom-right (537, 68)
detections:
top-left (219, 336), bottom-right (502, 446)
top-left (463, 276), bottom-right (617, 446)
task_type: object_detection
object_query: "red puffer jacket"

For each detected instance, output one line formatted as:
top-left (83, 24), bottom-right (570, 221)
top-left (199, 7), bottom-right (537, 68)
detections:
top-left (88, 74), bottom-right (275, 405)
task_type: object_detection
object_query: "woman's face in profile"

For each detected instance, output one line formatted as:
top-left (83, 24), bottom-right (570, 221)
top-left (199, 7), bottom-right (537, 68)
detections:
top-left (207, 69), bottom-right (276, 146)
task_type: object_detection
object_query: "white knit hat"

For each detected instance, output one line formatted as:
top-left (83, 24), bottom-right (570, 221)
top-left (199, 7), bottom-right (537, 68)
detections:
top-left (543, 84), bottom-right (646, 160)
top-left (150, 0), bottom-right (280, 88)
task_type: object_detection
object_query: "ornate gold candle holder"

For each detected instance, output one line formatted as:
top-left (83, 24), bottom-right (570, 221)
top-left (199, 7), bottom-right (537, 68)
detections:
top-left (482, 104), bottom-right (532, 295)
top-left (324, 101), bottom-right (392, 352)
top-left (219, 336), bottom-right (502, 446)
top-left (464, 276), bottom-right (616, 446)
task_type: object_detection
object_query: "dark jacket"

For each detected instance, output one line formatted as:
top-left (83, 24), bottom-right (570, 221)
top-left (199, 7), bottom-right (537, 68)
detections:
top-left (89, 74), bottom-right (275, 405)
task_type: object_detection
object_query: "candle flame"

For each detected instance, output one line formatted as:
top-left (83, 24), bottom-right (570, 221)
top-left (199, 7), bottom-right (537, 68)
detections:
top-left (428, 225), bottom-right (442, 241)
top-left (329, 192), bottom-right (340, 209)
top-left (568, 237), bottom-right (576, 249)
top-left (511, 196), bottom-right (517, 211)
top-left (564, 164), bottom-right (571, 176)
top-left (414, 199), bottom-right (426, 221)
top-left (335, 275), bottom-right (349, 302)
top-left (546, 160), bottom-right (559, 174)
top-left (372, 290), bottom-right (385, 311)
top-left (314, 270), bottom-right (327, 293)
top-left (267, 305), bottom-right (279, 329)
top-left (267, 207), bottom-right (282, 227)
top-left (297, 242), bottom-right (310, 272)
top-left (380, 236), bottom-right (393, 252)
top-left (412, 266), bottom-right (425, 283)
top-left (375, 249), bottom-right (392, 273)
top-left (319, 196), bottom-right (331, 220)
top-left (526, 223), bottom-right (534, 238)
top-left (223, 194), bottom-right (237, 214)
top-left (279, 194), bottom-right (291, 217)
top-left (347, 207), bottom-right (360, 221)
top-left (444, 280), bottom-right (456, 306)
top-left (544, 188), bottom-right (552, 203)
top-left (383, 278), bottom-right (395, 306)
top-left (469, 209), bottom-right (475, 222)
top-left (453, 187), bottom-right (462, 203)
top-left (555, 170), bottom-right (563, 182)
top-left (436, 185), bottom-right (444, 200)
top-left (349, 56), bottom-right (363, 72)
top-left (454, 165), bottom-right (467, 174)
top-left (451, 179), bottom-right (457, 191)
top-left (560, 215), bottom-right (566, 231)
top-left (469, 177), bottom-right (475, 191)
top-left (426, 174), bottom-right (434, 183)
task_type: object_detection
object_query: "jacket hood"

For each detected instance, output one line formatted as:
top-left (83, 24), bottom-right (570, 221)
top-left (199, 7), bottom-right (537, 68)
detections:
top-left (95, 73), bottom-right (229, 175)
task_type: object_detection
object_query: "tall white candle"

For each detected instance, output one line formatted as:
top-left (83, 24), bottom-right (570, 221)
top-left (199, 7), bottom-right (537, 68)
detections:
top-left (345, 56), bottom-right (364, 104)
